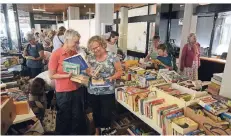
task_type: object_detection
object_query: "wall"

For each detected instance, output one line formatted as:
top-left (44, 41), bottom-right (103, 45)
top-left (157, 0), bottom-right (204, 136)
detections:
top-left (68, 19), bottom-right (96, 48)
top-left (170, 19), bottom-right (182, 47)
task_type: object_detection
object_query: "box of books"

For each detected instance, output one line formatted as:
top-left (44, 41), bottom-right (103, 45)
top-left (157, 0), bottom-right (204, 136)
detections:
top-left (184, 104), bottom-right (231, 135)
top-left (171, 116), bottom-right (198, 134)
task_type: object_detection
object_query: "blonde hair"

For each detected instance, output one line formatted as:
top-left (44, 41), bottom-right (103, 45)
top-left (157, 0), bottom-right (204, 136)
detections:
top-left (187, 33), bottom-right (196, 43)
top-left (64, 29), bottom-right (81, 43)
top-left (87, 35), bottom-right (107, 50)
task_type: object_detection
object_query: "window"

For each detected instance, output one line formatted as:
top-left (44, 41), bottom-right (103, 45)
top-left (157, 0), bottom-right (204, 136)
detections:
top-left (212, 12), bottom-right (231, 55)
top-left (170, 19), bottom-right (183, 47)
top-left (128, 6), bottom-right (148, 17)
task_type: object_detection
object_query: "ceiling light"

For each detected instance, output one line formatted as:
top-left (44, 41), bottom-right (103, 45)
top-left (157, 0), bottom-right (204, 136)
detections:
top-left (86, 12), bottom-right (95, 15)
top-left (43, 11), bottom-right (54, 14)
top-left (33, 8), bottom-right (46, 12)
top-left (84, 5), bottom-right (86, 8)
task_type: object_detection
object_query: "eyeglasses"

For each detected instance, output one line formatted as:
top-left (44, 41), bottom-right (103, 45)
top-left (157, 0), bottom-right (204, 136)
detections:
top-left (91, 46), bottom-right (101, 51)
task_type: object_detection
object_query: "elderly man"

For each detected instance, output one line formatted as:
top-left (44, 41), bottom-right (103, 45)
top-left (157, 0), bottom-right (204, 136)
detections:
top-left (23, 32), bottom-right (44, 78)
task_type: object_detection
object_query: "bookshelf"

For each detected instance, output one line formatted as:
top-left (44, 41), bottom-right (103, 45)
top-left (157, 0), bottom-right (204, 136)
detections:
top-left (116, 99), bottom-right (162, 134)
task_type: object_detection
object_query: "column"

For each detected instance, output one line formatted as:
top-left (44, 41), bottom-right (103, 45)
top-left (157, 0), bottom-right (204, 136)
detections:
top-left (68, 6), bottom-right (80, 20)
top-left (29, 12), bottom-right (35, 29)
top-left (190, 15), bottom-right (198, 33)
top-left (179, 4), bottom-right (194, 67)
top-left (155, 4), bottom-right (161, 36)
top-left (219, 41), bottom-right (231, 99)
top-left (12, 4), bottom-right (22, 51)
top-left (118, 7), bottom-right (128, 54)
top-left (95, 4), bottom-right (114, 35)
top-left (2, 4), bottom-right (13, 50)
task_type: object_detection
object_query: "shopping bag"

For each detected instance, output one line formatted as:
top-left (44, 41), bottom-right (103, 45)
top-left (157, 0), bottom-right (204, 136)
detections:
top-left (42, 108), bottom-right (56, 132)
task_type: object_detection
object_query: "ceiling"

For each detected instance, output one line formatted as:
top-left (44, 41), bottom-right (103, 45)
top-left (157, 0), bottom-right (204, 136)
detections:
top-left (16, 4), bottom-right (147, 16)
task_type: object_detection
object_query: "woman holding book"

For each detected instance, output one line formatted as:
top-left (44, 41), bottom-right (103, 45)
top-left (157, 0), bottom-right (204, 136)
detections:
top-left (180, 33), bottom-right (200, 80)
top-left (48, 29), bottom-right (87, 135)
top-left (86, 36), bottom-right (123, 135)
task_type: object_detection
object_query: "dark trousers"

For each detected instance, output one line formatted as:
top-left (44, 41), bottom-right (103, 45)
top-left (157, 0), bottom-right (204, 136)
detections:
top-left (89, 93), bottom-right (115, 128)
top-left (29, 68), bottom-right (42, 78)
top-left (56, 88), bottom-right (87, 135)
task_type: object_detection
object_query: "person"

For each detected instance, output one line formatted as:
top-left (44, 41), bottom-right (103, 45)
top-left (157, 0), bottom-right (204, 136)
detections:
top-left (180, 33), bottom-right (200, 80)
top-left (52, 26), bottom-right (66, 52)
top-left (86, 36), bottom-right (123, 135)
top-left (145, 35), bottom-right (161, 61)
top-left (23, 32), bottom-right (44, 78)
top-left (106, 31), bottom-right (119, 54)
top-left (48, 29), bottom-right (87, 135)
top-left (28, 78), bottom-right (47, 120)
top-left (43, 37), bottom-right (53, 52)
top-left (35, 32), bottom-right (40, 43)
top-left (156, 44), bottom-right (173, 70)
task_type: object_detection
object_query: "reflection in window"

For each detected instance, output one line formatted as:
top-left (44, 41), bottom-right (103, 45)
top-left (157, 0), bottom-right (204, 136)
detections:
top-left (0, 7), bottom-right (8, 52)
top-left (18, 10), bottom-right (31, 44)
top-left (127, 22), bottom-right (147, 53)
top-left (212, 12), bottom-right (231, 55)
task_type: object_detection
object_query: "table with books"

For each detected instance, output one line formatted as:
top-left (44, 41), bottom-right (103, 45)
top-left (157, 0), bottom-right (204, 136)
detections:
top-left (115, 63), bottom-right (231, 135)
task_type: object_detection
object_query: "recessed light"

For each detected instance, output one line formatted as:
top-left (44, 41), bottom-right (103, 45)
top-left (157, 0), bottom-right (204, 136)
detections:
top-left (84, 5), bottom-right (86, 8)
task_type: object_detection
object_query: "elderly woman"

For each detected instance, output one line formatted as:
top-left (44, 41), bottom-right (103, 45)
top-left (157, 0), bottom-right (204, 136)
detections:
top-left (23, 32), bottom-right (44, 78)
top-left (48, 29), bottom-right (87, 135)
top-left (180, 33), bottom-right (200, 80)
top-left (86, 36), bottom-right (123, 135)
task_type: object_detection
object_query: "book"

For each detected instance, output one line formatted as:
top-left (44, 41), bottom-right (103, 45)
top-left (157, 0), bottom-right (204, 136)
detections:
top-left (158, 105), bottom-right (179, 128)
top-left (90, 79), bottom-right (111, 88)
top-left (70, 74), bottom-right (89, 86)
top-left (213, 73), bottom-right (223, 82)
top-left (63, 53), bottom-right (88, 71)
top-left (63, 61), bottom-right (80, 75)
top-left (202, 101), bottom-right (229, 115)
top-left (203, 109), bottom-right (222, 122)
top-left (198, 96), bottom-right (217, 107)
top-left (185, 129), bottom-right (206, 135)
top-left (220, 112), bottom-right (231, 123)
top-left (164, 111), bottom-right (184, 135)
top-left (146, 98), bottom-right (165, 118)
top-left (211, 78), bottom-right (221, 86)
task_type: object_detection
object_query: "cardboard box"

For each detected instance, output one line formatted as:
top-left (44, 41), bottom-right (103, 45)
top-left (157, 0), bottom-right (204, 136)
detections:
top-left (1, 97), bottom-right (16, 134)
top-left (171, 116), bottom-right (198, 134)
top-left (14, 101), bottom-right (30, 115)
top-left (184, 106), bottom-right (231, 135)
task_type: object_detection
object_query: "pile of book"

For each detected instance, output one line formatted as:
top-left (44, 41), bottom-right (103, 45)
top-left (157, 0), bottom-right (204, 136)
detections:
top-left (157, 84), bottom-right (192, 102)
top-left (159, 70), bottom-right (188, 83)
top-left (207, 73), bottom-right (223, 95)
top-left (127, 124), bottom-right (157, 135)
top-left (63, 54), bottom-right (89, 85)
top-left (178, 80), bottom-right (202, 91)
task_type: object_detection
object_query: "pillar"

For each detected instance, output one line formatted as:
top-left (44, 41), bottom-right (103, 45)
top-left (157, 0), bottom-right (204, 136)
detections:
top-left (190, 15), bottom-right (198, 33)
top-left (179, 4), bottom-right (194, 68)
top-left (118, 7), bottom-right (128, 54)
top-left (68, 6), bottom-right (80, 20)
top-left (29, 12), bottom-right (35, 29)
top-left (219, 40), bottom-right (231, 99)
top-left (95, 4), bottom-right (114, 35)
top-left (2, 4), bottom-right (13, 50)
top-left (155, 4), bottom-right (161, 36)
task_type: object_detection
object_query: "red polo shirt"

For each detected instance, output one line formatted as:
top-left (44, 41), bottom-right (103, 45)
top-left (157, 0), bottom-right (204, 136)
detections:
top-left (48, 47), bottom-right (79, 92)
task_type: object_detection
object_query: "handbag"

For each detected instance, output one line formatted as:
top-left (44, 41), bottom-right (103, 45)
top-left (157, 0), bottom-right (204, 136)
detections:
top-left (42, 108), bottom-right (57, 132)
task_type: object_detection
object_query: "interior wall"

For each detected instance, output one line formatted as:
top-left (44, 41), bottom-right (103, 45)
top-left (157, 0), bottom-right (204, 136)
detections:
top-left (170, 19), bottom-right (182, 47)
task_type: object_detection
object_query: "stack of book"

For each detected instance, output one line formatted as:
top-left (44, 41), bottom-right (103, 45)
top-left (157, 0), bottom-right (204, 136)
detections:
top-left (157, 84), bottom-right (192, 102)
top-left (127, 124), bottom-right (157, 135)
top-left (207, 73), bottom-right (223, 95)
top-left (159, 70), bottom-right (188, 83)
top-left (198, 96), bottom-right (229, 116)
top-left (63, 54), bottom-right (89, 85)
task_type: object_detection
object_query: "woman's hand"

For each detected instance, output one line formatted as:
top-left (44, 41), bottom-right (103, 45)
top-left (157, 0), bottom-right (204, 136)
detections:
top-left (86, 67), bottom-right (94, 77)
top-left (68, 72), bottom-right (73, 78)
top-left (106, 76), bottom-right (113, 82)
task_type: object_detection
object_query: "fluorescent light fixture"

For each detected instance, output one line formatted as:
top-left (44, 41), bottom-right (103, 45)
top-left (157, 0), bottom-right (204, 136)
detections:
top-left (43, 11), bottom-right (54, 14)
top-left (33, 8), bottom-right (46, 12)
top-left (86, 12), bottom-right (95, 15)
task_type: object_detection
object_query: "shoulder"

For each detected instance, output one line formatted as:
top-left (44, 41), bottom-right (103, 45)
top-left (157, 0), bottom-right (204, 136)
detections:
top-left (51, 48), bottom-right (62, 58)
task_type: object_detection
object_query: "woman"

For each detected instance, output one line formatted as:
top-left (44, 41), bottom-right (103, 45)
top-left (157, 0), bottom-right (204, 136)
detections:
top-left (43, 37), bottom-right (53, 52)
top-left (106, 31), bottom-right (119, 54)
top-left (48, 29), bottom-right (87, 135)
top-left (86, 36), bottom-right (123, 135)
top-left (180, 33), bottom-right (200, 80)
top-left (52, 26), bottom-right (66, 52)
top-left (145, 35), bottom-right (161, 61)
top-left (23, 32), bottom-right (44, 78)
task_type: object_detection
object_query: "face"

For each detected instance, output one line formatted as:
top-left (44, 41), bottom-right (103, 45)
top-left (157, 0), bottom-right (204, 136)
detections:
top-left (157, 49), bottom-right (165, 56)
top-left (110, 36), bottom-right (119, 44)
top-left (29, 39), bottom-right (36, 45)
top-left (90, 41), bottom-right (105, 56)
top-left (67, 36), bottom-right (80, 51)
top-left (189, 35), bottom-right (196, 44)
top-left (153, 38), bottom-right (160, 44)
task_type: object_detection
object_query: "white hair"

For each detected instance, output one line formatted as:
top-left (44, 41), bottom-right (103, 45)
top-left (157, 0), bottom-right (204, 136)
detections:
top-left (64, 29), bottom-right (81, 43)
top-left (26, 32), bottom-right (35, 41)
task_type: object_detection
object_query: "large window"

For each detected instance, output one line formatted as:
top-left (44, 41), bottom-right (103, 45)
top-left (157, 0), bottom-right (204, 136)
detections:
top-left (18, 10), bottom-right (31, 43)
top-left (212, 12), bottom-right (231, 55)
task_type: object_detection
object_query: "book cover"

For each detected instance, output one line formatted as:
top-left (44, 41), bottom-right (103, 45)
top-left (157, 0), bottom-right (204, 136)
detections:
top-left (63, 53), bottom-right (88, 71)
top-left (158, 106), bottom-right (179, 127)
top-left (164, 111), bottom-right (184, 135)
top-left (152, 103), bottom-right (169, 121)
top-left (204, 101), bottom-right (229, 115)
top-left (148, 98), bottom-right (165, 118)
top-left (198, 96), bottom-right (218, 107)
top-left (211, 78), bottom-right (221, 86)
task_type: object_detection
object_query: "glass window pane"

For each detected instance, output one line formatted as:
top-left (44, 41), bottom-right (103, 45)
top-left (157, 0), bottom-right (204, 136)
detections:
top-left (170, 19), bottom-right (183, 47)
top-left (128, 6), bottom-right (148, 17)
top-left (18, 10), bottom-right (31, 44)
top-left (127, 22), bottom-right (147, 53)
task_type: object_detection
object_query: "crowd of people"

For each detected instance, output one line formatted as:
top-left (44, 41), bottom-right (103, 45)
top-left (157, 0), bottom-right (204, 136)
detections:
top-left (24, 26), bottom-right (201, 135)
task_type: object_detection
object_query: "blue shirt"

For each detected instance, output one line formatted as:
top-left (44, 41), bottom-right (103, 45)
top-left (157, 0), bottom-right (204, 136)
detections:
top-left (26, 43), bottom-right (44, 68)
top-left (87, 52), bottom-right (119, 95)
top-left (157, 56), bottom-right (172, 69)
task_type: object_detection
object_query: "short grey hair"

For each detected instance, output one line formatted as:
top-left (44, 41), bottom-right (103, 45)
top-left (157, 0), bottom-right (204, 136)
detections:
top-left (64, 29), bottom-right (81, 43)
top-left (26, 32), bottom-right (35, 41)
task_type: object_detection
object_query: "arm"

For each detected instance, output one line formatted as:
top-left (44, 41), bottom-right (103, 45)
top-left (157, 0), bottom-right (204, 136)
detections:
top-left (110, 61), bottom-right (123, 80)
top-left (23, 45), bottom-right (28, 57)
top-left (34, 50), bottom-right (44, 60)
top-left (48, 52), bottom-right (71, 80)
